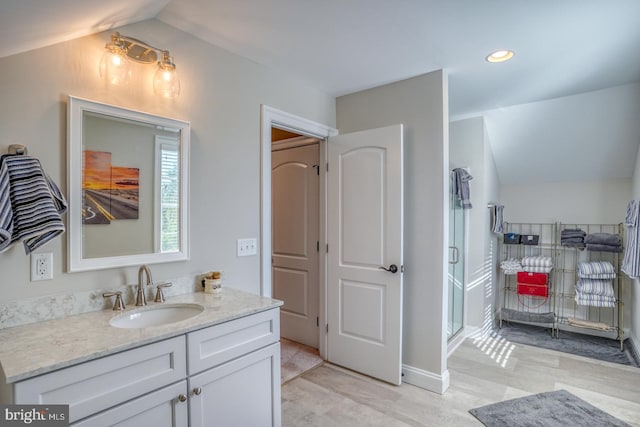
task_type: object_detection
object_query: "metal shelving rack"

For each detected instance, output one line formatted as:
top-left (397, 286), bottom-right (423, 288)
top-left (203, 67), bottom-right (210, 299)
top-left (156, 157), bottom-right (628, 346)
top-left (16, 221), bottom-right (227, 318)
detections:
top-left (499, 222), bottom-right (558, 336)
top-left (555, 223), bottom-right (624, 350)
top-left (498, 222), bottom-right (625, 350)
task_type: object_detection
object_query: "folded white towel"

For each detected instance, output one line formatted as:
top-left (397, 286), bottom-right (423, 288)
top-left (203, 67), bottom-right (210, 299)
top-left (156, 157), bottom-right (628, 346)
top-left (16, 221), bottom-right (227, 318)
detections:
top-left (500, 258), bottom-right (522, 275)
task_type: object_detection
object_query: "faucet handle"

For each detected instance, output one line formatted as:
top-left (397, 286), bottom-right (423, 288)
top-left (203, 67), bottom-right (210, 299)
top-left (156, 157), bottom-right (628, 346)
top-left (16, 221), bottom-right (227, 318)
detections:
top-left (154, 282), bottom-right (173, 303)
top-left (103, 291), bottom-right (125, 311)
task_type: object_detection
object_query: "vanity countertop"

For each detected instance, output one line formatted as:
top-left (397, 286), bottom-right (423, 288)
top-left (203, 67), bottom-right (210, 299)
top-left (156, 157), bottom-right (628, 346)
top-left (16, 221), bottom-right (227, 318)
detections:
top-left (0, 288), bottom-right (282, 383)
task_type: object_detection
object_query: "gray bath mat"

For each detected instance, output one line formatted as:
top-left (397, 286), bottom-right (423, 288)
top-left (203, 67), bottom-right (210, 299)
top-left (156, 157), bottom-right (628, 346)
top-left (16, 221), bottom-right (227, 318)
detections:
top-left (469, 389), bottom-right (631, 427)
top-left (496, 322), bottom-right (638, 367)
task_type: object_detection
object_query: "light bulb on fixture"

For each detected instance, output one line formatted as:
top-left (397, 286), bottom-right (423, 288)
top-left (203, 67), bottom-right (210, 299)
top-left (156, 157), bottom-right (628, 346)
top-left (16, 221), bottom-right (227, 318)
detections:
top-left (153, 51), bottom-right (180, 99)
top-left (99, 32), bottom-right (181, 98)
top-left (99, 33), bottom-right (130, 85)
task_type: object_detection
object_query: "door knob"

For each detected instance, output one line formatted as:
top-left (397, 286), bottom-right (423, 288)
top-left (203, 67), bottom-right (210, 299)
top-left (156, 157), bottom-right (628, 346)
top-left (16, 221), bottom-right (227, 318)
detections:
top-left (193, 387), bottom-right (202, 396)
top-left (379, 264), bottom-right (398, 273)
top-left (177, 394), bottom-right (187, 403)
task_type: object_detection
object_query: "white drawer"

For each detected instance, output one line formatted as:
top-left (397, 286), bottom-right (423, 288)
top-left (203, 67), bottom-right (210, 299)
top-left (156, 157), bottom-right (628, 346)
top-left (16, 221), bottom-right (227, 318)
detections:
top-left (187, 309), bottom-right (279, 375)
top-left (71, 380), bottom-right (188, 427)
top-left (14, 336), bottom-right (186, 423)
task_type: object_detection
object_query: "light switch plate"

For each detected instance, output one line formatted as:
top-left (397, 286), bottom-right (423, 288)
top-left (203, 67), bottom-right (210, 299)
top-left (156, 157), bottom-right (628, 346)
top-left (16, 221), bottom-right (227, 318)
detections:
top-left (237, 238), bottom-right (257, 257)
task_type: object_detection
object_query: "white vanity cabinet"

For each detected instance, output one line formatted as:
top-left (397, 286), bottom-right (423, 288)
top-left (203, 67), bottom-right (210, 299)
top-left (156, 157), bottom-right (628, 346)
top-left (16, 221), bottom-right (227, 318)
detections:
top-left (5, 307), bottom-right (281, 427)
top-left (187, 309), bottom-right (281, 427)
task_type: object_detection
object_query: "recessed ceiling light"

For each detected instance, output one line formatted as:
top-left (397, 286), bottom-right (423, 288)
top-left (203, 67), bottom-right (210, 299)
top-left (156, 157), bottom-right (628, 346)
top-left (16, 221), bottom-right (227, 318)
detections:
top-left (486, 50), bottom-right (514, 63)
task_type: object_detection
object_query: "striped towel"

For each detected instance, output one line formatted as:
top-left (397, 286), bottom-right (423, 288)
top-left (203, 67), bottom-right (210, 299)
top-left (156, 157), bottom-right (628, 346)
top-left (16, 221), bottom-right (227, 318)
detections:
top-left (490, 205), bottom-right (504, 234)
top-left (575, 293), bottom-right (616, 308)
top-left (0, 163), bottom-right (11, 248)
top-left (577, 261), bottom-right (616, 279)
top-left (521, 256), bottom-right (553, 273)
top-left (0, 155), bottom-right (67, 254)
top-left (452, 168), bottom-right (473, 209)
top-left (575, 279), bottom-right (615, 298)
top-left (622, 200), bottom-right (640, 278)
top-left (522, 266), bottom-right (553, 274)
top-left (521, 256), bottom-right (553, 268)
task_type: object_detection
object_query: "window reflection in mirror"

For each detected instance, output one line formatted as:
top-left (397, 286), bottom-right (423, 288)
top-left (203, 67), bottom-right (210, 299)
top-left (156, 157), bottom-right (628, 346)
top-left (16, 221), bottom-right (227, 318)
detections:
top-left (155, 135), bottom-right (180, 253)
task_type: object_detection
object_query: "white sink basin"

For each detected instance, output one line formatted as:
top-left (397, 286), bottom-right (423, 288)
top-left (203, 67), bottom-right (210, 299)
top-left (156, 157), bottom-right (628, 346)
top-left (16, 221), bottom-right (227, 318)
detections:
top-left (110, 303), bottom-right (204, 329)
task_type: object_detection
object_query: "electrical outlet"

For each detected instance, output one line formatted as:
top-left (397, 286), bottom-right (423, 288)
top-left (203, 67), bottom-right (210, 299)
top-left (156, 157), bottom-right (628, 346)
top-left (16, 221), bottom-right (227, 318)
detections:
top-left (31, 252), bottom-right (53, 281)
top-left (237, 238), bottom-right (257, 257)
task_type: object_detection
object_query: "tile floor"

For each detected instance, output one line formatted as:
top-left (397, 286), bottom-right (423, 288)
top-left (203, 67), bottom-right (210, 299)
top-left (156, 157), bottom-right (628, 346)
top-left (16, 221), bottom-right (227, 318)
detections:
top-left (280, 338), bottom-right (324, 384)
top-left (281, 335), bottom-right (640, 426)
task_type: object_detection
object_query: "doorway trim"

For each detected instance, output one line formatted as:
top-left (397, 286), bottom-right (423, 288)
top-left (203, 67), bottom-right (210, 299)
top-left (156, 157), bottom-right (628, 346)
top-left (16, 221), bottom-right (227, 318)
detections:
top-left (260, 105), bottom-right (337, 358)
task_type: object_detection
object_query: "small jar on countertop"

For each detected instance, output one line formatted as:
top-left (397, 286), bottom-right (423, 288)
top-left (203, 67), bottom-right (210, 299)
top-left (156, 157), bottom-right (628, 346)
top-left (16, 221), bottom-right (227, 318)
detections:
top-left (203, 271), bottom-right (222, 294)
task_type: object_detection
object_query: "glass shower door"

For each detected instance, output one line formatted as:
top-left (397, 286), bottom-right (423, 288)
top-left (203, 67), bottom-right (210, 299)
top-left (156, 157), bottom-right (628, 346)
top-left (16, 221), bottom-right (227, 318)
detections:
top-left (448, 173), bottom-right (465, 340)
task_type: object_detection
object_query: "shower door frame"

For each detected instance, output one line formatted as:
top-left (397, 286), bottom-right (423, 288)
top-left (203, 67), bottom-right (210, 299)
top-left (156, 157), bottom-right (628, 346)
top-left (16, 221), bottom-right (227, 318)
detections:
top-left (448, 171), bottom-right (467, 343)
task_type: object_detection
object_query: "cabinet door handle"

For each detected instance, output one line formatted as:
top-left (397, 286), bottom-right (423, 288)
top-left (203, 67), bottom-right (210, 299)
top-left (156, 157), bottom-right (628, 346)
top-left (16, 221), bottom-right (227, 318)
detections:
top-left (178, 394), bottom-right (187, 403)
top-left (193, 387), bottom-right (202, 396)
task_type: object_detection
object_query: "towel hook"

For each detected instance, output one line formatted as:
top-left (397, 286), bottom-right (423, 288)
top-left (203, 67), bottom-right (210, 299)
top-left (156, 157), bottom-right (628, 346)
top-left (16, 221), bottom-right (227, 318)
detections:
top-left (8, 144), bottom-right (27, 155)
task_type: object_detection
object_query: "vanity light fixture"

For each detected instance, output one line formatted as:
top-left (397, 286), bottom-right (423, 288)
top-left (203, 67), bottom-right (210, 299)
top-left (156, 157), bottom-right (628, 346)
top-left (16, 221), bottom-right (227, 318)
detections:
top-left (486, 49), bottom-right (515, 63)
top-left (99, 32), bottom-right (180, 98)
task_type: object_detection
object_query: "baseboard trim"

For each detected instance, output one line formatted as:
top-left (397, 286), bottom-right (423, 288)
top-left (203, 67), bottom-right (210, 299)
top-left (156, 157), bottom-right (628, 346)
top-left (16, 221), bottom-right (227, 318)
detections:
top-left (402, 364), bottom-right (449, 394)
top-left (464, 325), bottom-right (483, 339)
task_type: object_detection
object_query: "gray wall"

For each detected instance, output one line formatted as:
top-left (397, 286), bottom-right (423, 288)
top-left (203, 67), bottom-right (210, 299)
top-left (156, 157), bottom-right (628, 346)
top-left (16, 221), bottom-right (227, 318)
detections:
top-left (483, 83), bottom-right (640, 185)
top-left (0, 18), bottom-right (335, 301)
top-left (336, 71), bottom-right (449, 392)
top-left (501, 179), bottom-right (630, 224)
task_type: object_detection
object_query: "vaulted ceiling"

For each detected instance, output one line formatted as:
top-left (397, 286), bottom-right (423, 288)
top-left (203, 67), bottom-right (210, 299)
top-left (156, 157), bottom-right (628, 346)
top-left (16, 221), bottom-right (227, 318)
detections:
top-left (2, 0), bottom-right (640, 183)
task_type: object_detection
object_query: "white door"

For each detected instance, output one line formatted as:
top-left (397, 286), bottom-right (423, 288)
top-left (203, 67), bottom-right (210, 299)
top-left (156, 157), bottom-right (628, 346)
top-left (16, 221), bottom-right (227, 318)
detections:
top-left (272, 143), bottom-right (320, 348)
top-left (327, 124), bottom-right (404, 385)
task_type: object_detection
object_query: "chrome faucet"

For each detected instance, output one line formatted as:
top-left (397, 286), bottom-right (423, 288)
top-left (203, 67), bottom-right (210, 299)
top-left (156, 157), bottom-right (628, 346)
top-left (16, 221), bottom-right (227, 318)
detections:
top-left (135, 265), bottom-right (154, 306)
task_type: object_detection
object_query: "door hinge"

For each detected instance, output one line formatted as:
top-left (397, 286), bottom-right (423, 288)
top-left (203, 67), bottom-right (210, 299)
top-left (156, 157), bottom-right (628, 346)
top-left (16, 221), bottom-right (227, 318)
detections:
top-left (326, 163), bottom-right (329, 172)
top-left (326, 324), bottom-right (329, 333)
top-left (316, 317), bottom-right (319, 327)
top-left (326, 243), bottom-right (329, 253)
top-left (317, 241), bottom-right (319, 252)
top-left (313, 164), bottom-right (320, 175)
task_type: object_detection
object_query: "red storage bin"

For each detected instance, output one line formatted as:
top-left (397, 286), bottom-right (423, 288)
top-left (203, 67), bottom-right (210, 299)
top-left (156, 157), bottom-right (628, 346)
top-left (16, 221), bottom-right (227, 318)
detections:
top-left (517, 271), bottom-right (548, 285)
top-left (517, 283), bottom-right (549, 297)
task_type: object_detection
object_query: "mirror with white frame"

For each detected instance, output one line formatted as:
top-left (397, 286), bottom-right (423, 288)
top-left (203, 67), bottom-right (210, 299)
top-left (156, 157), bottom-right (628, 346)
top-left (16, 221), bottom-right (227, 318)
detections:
top-left (67, 96), bottom-right (190, 272)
